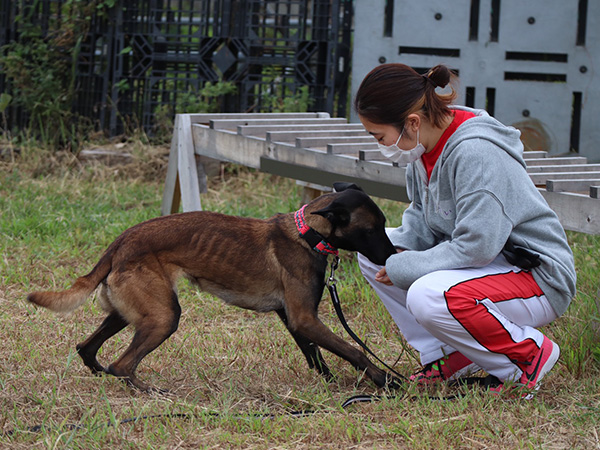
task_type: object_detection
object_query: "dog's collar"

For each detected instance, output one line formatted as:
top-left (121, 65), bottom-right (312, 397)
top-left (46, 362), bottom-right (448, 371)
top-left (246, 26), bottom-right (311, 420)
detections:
top-left (294, 205), bottom-right (339, 256)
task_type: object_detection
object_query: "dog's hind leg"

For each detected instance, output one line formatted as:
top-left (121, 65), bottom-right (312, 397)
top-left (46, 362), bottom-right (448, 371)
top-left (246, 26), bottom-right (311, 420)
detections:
top-left (275, 309), bottom-right (332, 379)
top-left (76, 312), bottom-right (128, 374)
top-left (106, 288), bottom-right (182, 393)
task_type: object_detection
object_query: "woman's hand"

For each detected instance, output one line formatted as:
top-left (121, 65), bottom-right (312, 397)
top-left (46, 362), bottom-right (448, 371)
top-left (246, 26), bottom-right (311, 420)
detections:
top-left (375, 266), bottom-right (393, 286)
top-left (375, 248), bottom-right (403, 286)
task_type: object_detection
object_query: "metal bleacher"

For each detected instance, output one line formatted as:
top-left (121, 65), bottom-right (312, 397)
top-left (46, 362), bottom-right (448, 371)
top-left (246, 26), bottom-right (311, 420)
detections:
top-left (161, 113), bottom-right (600, 235)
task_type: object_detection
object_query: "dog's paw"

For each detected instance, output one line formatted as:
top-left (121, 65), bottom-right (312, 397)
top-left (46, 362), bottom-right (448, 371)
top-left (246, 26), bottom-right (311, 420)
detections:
top-left (146, 386), bottom-right (174, 397)
top-left (385, 375), bottom-right (406, 391)
top-left (76, 344), bottom-right (107, 374)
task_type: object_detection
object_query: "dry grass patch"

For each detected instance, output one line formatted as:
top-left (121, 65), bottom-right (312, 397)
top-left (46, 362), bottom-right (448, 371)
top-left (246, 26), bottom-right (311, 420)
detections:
top-left (1, 143), bottom-right (599, 448)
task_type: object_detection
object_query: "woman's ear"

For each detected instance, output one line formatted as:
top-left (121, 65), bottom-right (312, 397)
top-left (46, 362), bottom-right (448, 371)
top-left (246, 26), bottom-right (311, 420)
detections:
top-left (405, 113), bottom-right (421, 133)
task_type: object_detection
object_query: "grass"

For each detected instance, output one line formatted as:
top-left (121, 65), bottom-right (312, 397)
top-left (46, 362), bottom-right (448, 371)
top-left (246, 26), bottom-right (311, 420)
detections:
top-left (1, 143), bottom-right (600, 449)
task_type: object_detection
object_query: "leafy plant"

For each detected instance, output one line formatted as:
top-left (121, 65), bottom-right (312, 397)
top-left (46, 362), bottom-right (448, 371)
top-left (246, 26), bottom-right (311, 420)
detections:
top-left (0, 0), bottom-right (108, 149)
top-left (264, 85), bottom-right (312, 113)
top-left (178, 81), bottom-right (238, 114)
top-left (258, 67), bottom-right (313, 113)
top-left (153, 80), bottom-right (238, 139)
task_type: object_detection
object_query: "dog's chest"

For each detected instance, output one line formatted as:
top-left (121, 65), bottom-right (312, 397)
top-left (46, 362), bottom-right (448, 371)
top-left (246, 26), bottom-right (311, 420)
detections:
top-left (197, 281), bottom-right (285, 313)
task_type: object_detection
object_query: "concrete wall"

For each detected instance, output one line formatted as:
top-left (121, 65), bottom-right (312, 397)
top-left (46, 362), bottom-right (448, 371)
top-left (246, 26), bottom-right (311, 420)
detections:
top-left (351, 0), bottom-right (600, 162)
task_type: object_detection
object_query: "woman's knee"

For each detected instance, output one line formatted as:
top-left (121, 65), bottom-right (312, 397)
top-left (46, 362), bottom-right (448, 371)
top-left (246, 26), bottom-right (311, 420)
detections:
top-left (406, 274), bottom-right (448, 325)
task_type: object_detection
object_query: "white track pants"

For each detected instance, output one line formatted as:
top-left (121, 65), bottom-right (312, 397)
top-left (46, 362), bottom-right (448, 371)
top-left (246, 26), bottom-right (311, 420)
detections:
top-left (358, 252), bottom-right (557, 381)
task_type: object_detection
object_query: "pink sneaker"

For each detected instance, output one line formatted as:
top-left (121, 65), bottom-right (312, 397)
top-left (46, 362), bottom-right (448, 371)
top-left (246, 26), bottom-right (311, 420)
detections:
top-left (410, 352), bottom-right (476, 384)
top-left (490, 336), bottom-right (560, 399)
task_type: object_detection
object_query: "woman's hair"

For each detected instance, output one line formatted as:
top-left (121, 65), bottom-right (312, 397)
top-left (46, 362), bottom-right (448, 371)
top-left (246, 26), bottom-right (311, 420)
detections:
top-left (354, 63), bottom-right (458, 130)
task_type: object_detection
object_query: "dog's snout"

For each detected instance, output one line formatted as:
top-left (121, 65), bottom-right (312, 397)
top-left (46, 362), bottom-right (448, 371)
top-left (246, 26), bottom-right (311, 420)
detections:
top-left (369, 249), bottom-right (395, 266)
top-left (361, 234), bottom-right (396, 266)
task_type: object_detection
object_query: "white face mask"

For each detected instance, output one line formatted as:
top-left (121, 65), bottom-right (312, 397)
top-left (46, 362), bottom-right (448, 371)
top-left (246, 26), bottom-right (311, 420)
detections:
top-left (378, 128), bottom-right (426, 164)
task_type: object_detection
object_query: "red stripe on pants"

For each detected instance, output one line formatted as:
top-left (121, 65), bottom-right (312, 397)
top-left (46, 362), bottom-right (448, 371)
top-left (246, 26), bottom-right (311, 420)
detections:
top-left (444, 271), bottom-right (544, 366)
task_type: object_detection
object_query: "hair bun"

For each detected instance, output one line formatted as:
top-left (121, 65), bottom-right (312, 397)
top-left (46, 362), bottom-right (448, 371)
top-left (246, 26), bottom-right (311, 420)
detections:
top-left (422, 73), bottom-right (437, 88)
top-left (426, 65), bottom-right (452, 89)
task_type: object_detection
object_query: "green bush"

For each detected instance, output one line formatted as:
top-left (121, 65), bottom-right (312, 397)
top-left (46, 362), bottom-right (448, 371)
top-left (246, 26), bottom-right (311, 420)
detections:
top-left (153, 80), bottom-right (238, 140)
top-left (0, 0), bottom-right (114, 149)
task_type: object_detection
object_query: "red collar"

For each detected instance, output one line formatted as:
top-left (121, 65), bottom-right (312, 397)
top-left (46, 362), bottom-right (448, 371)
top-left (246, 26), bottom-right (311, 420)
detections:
top-left (294, 205), bottom-right (339, 256)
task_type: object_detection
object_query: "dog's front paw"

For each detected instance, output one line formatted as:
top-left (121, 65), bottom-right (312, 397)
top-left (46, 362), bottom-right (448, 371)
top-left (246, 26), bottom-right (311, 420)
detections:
top-left (385, 375), bottom-right (405, 391)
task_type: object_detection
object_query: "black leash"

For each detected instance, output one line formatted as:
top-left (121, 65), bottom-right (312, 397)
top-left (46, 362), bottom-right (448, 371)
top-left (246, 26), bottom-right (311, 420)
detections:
top-left (2, 397), bottom-right (384, 437)
top-left (325, 256), bottom-right (501, 395)
top-left (326, 256), bottom-right (407, 383)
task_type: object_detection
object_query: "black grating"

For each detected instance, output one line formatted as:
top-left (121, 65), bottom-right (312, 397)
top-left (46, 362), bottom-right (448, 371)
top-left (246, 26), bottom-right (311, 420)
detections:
top-left (0, 0), bottom-right (353, 136)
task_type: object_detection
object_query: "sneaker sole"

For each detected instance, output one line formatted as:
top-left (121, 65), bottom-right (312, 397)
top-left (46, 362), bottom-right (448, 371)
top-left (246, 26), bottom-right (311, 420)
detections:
top-left (448, 362), bottom-right (481, 381)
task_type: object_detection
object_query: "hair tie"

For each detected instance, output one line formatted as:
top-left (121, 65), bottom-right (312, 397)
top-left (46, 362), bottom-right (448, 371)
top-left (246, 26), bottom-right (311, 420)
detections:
top-left (422, 73), bottom-right (437, 88)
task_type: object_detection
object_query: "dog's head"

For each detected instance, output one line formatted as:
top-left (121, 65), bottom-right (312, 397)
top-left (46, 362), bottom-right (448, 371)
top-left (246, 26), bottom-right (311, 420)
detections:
top-left (309, 182), bottom-right (396, 265)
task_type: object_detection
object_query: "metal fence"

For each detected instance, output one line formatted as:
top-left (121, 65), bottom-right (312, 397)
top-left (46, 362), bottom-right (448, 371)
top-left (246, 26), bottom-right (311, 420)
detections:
top-left (0, 0), bottom-right (353, 136)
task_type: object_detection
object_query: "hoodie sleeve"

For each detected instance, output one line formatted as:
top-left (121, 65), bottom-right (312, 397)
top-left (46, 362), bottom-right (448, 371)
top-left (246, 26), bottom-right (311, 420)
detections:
top-left (387, 165), bottom-right (440, 251)
top-left (385, 144), bottom-right (515, 289)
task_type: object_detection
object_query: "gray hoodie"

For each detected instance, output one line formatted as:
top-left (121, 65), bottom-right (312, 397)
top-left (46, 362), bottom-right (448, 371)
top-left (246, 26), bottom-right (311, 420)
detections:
top-left (386, 106), bottom-right (576, 317)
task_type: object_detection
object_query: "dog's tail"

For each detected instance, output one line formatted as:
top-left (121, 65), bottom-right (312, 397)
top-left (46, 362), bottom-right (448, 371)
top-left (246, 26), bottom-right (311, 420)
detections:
top-left (27, 251), bottom-right (112, 313)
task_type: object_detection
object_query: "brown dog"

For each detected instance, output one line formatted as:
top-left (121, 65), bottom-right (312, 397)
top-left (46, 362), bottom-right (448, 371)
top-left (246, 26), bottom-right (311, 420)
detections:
top-left (28, 182), bottom-right (397, 392)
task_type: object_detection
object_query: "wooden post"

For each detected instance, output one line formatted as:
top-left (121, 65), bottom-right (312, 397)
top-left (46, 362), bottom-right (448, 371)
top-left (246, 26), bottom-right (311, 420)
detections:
top-left (296, 181), bottom-right (331, 205)
top-left (161, 114), bottom-right (203, 215)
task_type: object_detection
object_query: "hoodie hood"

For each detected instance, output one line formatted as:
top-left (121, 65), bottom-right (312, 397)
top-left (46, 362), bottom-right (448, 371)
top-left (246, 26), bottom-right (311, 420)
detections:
top-left (415, 105), bottom-right (527, 209)
top-left (441, 106), bottom-right (527, 170)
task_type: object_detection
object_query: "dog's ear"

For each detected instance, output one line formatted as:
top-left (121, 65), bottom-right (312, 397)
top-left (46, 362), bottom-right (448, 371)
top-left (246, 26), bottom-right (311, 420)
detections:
top-left (311, 203), bottom-right (351, 227)
top-left (333, 182), bottom-right (363, 193)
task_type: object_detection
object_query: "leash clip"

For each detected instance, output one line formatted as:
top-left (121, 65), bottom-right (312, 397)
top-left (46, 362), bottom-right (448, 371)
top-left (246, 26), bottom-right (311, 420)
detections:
top-left (327, 256), bottom-right (340, 287)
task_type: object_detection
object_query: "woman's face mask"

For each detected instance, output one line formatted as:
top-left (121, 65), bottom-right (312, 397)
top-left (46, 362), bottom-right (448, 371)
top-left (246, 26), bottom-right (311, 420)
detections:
top-left (378, 128), bottom-right (426, 164)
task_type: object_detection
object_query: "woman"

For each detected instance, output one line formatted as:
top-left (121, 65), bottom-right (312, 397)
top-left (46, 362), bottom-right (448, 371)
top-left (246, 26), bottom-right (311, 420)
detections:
top-left (354, 63), bottom-right (576, 397)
